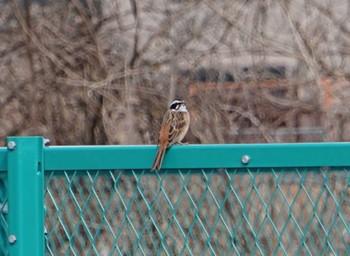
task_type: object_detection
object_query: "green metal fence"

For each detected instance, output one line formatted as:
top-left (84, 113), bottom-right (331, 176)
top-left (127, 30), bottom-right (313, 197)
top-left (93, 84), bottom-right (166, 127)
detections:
top-left (0, 137), bottom-right (350, 255)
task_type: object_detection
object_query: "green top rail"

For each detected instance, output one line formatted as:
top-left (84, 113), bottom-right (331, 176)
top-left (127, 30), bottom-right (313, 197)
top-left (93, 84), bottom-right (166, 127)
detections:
top-left (1, 137), bottom-right (350, 171)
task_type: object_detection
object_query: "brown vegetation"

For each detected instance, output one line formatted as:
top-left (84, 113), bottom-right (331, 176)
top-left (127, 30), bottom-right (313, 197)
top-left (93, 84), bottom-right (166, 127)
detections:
top-left (1, 0), bottom-right (350, 145)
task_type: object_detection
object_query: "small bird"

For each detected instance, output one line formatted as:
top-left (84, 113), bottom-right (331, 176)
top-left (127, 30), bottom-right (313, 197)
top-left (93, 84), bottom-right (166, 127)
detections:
top-left (151, 99), bottom-right (190, 171)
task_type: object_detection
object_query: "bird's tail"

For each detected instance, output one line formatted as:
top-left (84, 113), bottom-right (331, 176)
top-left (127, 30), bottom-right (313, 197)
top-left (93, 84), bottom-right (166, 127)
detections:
top-left (151, 147), bottom-right (166, 171)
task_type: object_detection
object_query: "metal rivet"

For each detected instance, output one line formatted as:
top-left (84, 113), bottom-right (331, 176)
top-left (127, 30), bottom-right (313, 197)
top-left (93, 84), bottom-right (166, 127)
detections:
top-left (241, 155), bottom-right (250, 164)
top-left (8, 235), bottom-right (16, 244)
top-left (7, 141), bottom-right (16, 150)
top-left (44, 138), bottom-right (51, 146)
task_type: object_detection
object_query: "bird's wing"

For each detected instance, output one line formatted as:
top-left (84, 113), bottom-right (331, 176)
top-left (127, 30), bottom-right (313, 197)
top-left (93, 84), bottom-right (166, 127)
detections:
top-left (158, 112), bottom-right (172, 147)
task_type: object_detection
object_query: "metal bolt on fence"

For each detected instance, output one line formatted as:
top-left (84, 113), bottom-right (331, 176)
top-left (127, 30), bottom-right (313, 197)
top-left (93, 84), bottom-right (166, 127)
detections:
top-left (7, 141), bottom-right (16, 150)
top-left (8, 235), bottom-right (16, 244)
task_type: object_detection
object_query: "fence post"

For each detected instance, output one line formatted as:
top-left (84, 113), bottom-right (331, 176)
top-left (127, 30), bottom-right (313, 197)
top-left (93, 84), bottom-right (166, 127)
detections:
top-left (6, 137), bottom-right (44, 256)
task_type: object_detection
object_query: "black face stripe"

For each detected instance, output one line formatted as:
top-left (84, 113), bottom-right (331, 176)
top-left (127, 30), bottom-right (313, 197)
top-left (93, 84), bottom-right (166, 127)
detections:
top-left (169, 99), bottom-right (184, 110)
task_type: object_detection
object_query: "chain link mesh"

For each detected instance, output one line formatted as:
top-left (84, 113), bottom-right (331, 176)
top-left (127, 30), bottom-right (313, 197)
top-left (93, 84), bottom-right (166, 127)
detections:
top-left (44, 168), bottom-right (350, 255)
top-left (0, 174), bottom-right (8, 256)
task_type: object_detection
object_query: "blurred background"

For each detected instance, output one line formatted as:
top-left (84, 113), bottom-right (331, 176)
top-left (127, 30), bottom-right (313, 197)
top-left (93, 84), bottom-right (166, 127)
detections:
top-left (1, 2), bottom-right (349, 254)
top-left (1, 0), bottom-right (350, 145)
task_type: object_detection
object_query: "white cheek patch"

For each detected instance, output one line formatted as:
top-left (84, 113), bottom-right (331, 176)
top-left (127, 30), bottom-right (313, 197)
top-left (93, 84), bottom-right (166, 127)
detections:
top-left (178, 105), bottom-right (187, 112)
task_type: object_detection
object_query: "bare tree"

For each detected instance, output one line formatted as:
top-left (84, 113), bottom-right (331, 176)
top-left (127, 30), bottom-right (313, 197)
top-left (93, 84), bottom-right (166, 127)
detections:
top-left (0, 0), bottom-right (349, 145)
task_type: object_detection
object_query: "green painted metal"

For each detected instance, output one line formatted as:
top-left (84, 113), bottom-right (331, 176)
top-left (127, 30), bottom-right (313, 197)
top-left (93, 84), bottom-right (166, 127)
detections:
top-left (44, 142), bottom-right (350, 170)
top-left (0, 173), bottom-right (8, 256)
top-left (0, 148), bottom-right (7, 172)
top-left (7, 137), bottom-right (44, 256)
